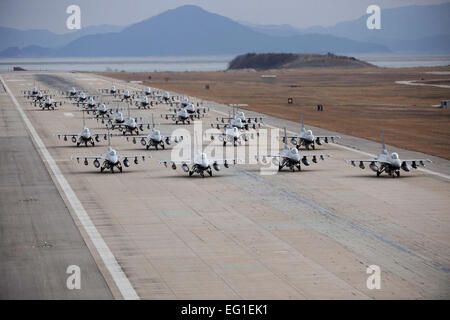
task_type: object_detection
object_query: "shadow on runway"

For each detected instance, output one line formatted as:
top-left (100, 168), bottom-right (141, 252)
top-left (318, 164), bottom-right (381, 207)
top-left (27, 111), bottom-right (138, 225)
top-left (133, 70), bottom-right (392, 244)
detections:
top-left (344, 173), bottom-right (416, 179)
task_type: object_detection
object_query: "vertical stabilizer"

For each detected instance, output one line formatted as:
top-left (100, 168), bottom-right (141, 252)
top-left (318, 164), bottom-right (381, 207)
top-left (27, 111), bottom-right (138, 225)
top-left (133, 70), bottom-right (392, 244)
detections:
top-left (284, 127), bottom-right (288, 149)
top-left (380, 130), bottom-right (387, 154)
top-left (107, 127), bottom-right (111, 149)
top-left (82, 109), bottom-right (86, 128)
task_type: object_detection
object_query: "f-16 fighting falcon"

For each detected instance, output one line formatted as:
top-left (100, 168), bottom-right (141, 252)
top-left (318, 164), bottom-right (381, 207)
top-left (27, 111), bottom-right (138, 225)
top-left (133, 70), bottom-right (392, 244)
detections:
top-left (64, 87), bottom-right (79, 100)
top-left (345, 131), bottom-right (431, 178)
top-left (210, 126), bottom-right (254, 146)
top-left (54, 110), bottom-right (113, 147)
top-left (107, 104), bottom-right (152, 135)
top-left (121, 89), bottom-right (135, 103)
top-left (161, 108), bottom-right (193, 125)
top-left (209, 112), bottom-right (256, 146)
top-left (124, 114), bottom-right (183, 150)
top-left (134, 95), bottom-right (154, 109)
top-left (169, 98), bottom-right (209, 118)
top-left (160, 152), bottom-right (240, 178)
top-left (70, 131), bottom-right (151, 173)
top-left (257, 128), bottom-right (330, 172)
top-left (74, 91), bottom-right (88, 105)
top-left (38, 96), bottom-right (62, 110)
top-left (284, 115), bottom-right (341, 150)
top-left (92, 103), bottom-right (115, 123)
top-left (216, 106), bottom-right (264, 130)
top-left (28, 91), bottom-right (45, 105)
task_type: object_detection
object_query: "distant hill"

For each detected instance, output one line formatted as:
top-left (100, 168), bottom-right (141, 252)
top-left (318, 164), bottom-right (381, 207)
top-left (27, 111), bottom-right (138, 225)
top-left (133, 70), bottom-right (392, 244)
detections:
top-left (0, 5), bottom-right (388, 58)
top-left (0, 24), bottom-right (126, 52)
top-left (228, 53), bottom-right (374, 70)
top-left (243, 3), bottom-right (450, 54)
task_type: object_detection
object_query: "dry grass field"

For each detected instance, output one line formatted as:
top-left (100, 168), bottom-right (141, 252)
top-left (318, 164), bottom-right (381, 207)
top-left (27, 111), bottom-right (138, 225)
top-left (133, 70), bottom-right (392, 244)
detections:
top-left (96, 66), bottom-right (450, 159)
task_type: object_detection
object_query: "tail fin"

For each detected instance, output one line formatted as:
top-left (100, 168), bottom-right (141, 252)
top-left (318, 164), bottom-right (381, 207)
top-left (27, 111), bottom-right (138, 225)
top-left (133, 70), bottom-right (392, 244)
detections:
top-left (380, 130), bottom-right (387, 154)
top-left (301, 114), bottom-right (305, 132)
top-left (82, 109), bottom-right (86, 128)
top-left (107, 127), bottom-right (111, 149)
top-left (284, 127), bottom-right (288, 149)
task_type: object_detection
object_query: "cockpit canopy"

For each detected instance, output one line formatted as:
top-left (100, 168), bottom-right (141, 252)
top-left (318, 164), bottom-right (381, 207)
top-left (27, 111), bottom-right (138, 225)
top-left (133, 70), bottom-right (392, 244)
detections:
top-left (201, 153), bottom-right (207, 160)
top-left (307, 130), bottom-right (313, 135)
top-left (110, 149), bottom-right (117, 156)
top-left (154, 129), bottom-right (160, 136)
top-left (391, 152), bottom-right (399, 159)
top-left (290, 147), bottom-right (298, 154)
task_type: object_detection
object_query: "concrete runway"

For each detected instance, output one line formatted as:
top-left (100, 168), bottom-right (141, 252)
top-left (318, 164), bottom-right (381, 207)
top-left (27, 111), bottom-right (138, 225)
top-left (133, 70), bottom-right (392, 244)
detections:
top-left (0, 71), bottom-right (449, 299)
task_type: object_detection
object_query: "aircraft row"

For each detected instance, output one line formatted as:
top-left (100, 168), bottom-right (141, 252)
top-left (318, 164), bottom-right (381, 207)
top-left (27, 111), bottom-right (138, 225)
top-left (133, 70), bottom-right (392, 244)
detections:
top-left (24, 83), bottom-right (431, 178)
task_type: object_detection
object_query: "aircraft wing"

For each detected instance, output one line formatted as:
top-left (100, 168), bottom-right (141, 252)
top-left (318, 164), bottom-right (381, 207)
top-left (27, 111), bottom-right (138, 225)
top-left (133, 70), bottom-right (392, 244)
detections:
top-left (54, 133), bottom-right (80, 138)
top-left (117, 154), bottom-right (151, 161)
top-left (345, 158), bottom-right (377, 164)
top-left (245, 116), bottom-right (264, 123)
top-left (401, 159), bottom-right (432, 163)
top-left (71, 154), bottom-right (106, 160)
top-left (315, 135), bottom-right (341, 143)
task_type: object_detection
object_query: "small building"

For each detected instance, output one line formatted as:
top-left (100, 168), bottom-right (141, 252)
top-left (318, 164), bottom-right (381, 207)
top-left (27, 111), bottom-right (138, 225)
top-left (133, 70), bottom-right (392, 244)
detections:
top-left (441, 100), bottom-right (450, 108)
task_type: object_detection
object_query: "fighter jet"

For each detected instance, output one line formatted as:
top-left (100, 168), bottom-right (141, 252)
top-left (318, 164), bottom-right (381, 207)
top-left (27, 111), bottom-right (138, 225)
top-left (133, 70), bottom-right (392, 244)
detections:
top-left (160, 152), bottom-right (240, 178)
top-left (108, 110), bottom-right (126, 126)
top-left (209, 126), bottom-right (255, 147)
top-left (23, 83), bottom-right (48, 98)
top-left (169, 101), bottom-right (209, 118)
top-left (154, 90), bottom-right (171, 103)
top-left (106, 104), bottom-right (152, 135)
top-left (123, 114), bottom-right (183, 150)
top-left (216, 106), bottom-right (264, 130)
top-left (345, 131), bottom-right (431, 178)
top-left (134, 95), bottom-right (154, 109)
top-left (64, 87), bottom-right (79, 100)
top-left (28, 91), bottom-right (45, 105)
top-left (211, 116), bottom-right (246, 130)
top-left (285, 115), bottom-right (340, 150)
top-left (79, 96), bottom-right (99, 112)
top-left (161, 108), bottom-right (193, 125)
top-left (143, 87), bottom-right (153, 96)
top-left (38, 96), bottom-right (62, 110)
top-left (257, 128), bottom-right (330, 172)
top-left (70, 130), bottom-right (150, 173)
top-left (54, 110), bottom-right (113, 147)
top-left (120, 90), bottom-right (135, 103)
top-left (92, 103), bottom-right (115, 122)
top-left (100, 84), bottom-right (122, 97)
top-left (74, 91), bottom-right (88, 105)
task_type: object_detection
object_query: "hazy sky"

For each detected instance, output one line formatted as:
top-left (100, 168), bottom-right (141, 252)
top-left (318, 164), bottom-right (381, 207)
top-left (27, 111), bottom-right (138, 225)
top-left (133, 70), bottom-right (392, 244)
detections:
top-left (1, 0), bottom-right (449, 33)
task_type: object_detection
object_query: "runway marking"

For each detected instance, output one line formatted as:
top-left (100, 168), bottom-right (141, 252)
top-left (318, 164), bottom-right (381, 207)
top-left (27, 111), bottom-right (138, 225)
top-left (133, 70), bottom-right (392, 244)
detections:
top-left (102, 76), bottom-right (450, 180)
top-left (0, 76), bottom-right (140, 300)
top-left (64, 112), bottom-right (74, 117)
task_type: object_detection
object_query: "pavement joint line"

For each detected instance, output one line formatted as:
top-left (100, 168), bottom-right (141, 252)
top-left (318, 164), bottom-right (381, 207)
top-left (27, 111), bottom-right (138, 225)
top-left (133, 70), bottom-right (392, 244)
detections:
top-left (0, 75), bottom-right (140, 300)
top-left (100, 75), bottom-right (450, 180)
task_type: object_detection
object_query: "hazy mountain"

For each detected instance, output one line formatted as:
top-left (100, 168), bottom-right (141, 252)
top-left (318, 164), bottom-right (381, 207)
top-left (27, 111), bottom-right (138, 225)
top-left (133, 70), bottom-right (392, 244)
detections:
top-left (244, 3), bottom-right (450, 53)
top-left (237, 21), bottom-right (301, 37)
top-left (25, 5), bottom-right (385, 57)
top-left (0, 24), bottom-right (125, 51)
